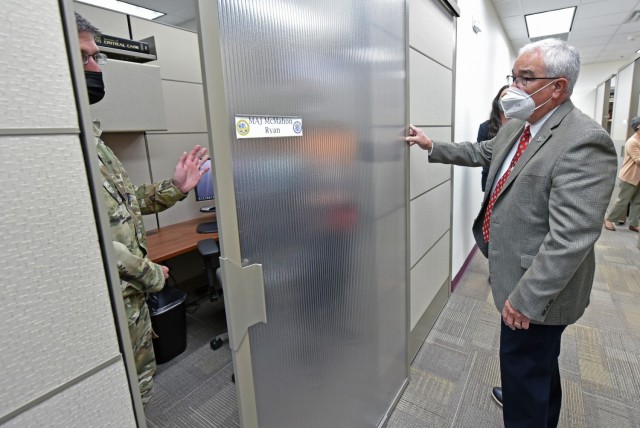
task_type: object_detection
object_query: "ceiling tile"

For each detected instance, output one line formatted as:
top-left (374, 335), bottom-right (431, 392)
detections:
top-left (596, 52), bottom-right (633, 62)
top-left (568, 33), bottom-right (611, 45)
top-left (575, 0), bottom-right (640, 19)
top-left (506, 25), bottom-right (529, 39)
top-left (608, 32), bottom-right (640, 43)
top-left (580, 54), bottom-right (598, 62)
top-left (618, 20), bottom-right (640, 33)
top-left (569, 25), bottom-right (621, 40)
top-left (502, 15), bottom-right (526, 31)
top-left (572, 12), bottom-right (629, 30)
top-left (521, 0), bottom-right (579, 15)
top-left (603, 40), bottom-right (638, 51)
top-left (575, 45), bottom-right (607, 55)
top-left (509, 37), bottom-right (531, 49)
top-left (493, 0), bottom-right (523, 18)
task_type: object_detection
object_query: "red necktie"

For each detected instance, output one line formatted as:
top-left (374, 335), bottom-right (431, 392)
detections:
top-left (482, 126), bottom-right (531, 243)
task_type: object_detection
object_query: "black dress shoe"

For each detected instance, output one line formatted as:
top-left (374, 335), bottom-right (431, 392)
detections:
top-left (491, 387), bottom-right (503, 407)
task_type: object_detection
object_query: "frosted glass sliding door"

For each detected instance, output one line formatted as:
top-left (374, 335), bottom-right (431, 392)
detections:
top-left (198, 1), bottom-right (408, 426)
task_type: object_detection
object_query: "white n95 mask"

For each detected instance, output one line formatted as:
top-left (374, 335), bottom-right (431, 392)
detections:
top-left (500, 80), bottom-right (556, 121)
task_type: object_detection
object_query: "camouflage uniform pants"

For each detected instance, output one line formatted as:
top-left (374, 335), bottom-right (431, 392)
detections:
top-left (124, 293), bottom-right (157, 405)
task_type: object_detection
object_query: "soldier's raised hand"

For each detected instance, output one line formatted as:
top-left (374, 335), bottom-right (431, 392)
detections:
top-left (172, 145), bottom-right (210, 194)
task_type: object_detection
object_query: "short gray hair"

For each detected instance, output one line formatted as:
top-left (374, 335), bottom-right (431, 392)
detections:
top-left (519, 38), bottom-right (581, 95)
top-left (75, 12), bottom-right (101, 36)
top-left (631, 116), bottom-right (640, 132)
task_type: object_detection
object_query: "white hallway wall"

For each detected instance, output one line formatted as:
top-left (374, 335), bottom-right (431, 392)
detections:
top-left (451, 0), bottom-right (514, 278)
top-left (573, 60), bottom-right (626, 119)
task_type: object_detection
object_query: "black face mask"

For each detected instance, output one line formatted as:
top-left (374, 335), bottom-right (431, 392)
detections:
top-left (85, 70), bottom-right (105, 104)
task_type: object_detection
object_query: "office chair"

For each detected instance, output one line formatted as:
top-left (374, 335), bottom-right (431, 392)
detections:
top-left (196, 239), bottom-right (228, 351)
top-left (210, 268), bottom-right (229, 351)
top-left (210, 268), bottom-right (232, 383)
top-left (197, 238), bottom-right (221, 301)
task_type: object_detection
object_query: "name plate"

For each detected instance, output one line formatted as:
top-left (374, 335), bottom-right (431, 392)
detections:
top-left (235, 115), bottom-right (303, 139)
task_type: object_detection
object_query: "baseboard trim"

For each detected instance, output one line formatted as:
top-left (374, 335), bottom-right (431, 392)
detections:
top-left (452, 245), bottom-right (479, 292)
top-left (409, 278), bottom-right (449, 363)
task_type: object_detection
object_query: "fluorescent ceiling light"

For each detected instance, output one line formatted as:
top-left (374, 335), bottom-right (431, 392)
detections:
top-left (525, 7), bottom-right (576, 39)
top-left (77, 0), bottom-right (165, 20)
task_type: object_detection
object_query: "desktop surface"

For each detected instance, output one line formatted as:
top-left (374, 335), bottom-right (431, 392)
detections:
top-left (146, 215), bottom-right (218, 262)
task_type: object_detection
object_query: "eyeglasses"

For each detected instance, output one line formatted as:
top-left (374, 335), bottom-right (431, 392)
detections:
top-left (506, 75), bottom-right (557, 88)
top-left (82, 52), bottom-right (108, 65)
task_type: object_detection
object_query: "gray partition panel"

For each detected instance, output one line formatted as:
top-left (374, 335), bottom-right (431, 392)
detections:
top-left (410, 127), bottom-right (452, 199)
top-left (4, 362), bottom-right (134, 428)
top-left (0, 135), bottom-right (121, 416)
top-left (409, 49), bottom-right (453, 126)
top-left (410, 181), bottom-right (451, 267)
top-left (410, 232), bottom-right (450, 329)
top-left (89, 60), bottom-right (167, 132)
top-left (409, 0), bottom-right (455, 69)
top-left (73, 2), bottom-right (130, 38)
top-left (131, 17), bottom-right (203, 83)
top-left (1, 3), bottom-right (77, 130)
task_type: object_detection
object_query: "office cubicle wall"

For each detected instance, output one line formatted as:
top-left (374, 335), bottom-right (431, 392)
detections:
top-left (199, 0), bottom-right (407, 426)
top-left (612, 61), bottom-right (636, 145)
top-left (407, 0), bottom-right (456, 360)
top-left (595, 78), bottom-right (613, 133)
top-left (0, 1), bottom-right (138, 426)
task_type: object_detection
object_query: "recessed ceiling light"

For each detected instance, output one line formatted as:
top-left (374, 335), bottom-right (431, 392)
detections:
top-left (525, 7), bottom-right (576, 39)
top-left (77, 0), bottom-right (165, 20)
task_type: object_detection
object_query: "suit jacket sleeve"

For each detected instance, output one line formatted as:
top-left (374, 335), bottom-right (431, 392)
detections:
top-left (430, 140), bottom-right (492, 168)
top-left (430, 119), bottom-right (524, 168)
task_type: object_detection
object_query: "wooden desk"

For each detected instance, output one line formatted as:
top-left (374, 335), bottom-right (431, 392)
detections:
top-left (146, 215), bottom-right (218, 263)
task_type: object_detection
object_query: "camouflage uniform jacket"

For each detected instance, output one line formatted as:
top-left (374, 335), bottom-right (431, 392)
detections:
top-left (94, 123), bottom-right (187, 299)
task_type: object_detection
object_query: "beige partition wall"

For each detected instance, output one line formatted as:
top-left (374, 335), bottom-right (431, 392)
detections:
top-left (595, 77), bottom-right (613, 133)
top-left (0, 1), bottom-right (138, 426)
top-left (408, 0), bottom-right (457, 360)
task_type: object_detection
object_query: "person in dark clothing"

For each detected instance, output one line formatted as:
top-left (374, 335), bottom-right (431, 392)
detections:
top-left (478, 85), bottom-right (510, 191)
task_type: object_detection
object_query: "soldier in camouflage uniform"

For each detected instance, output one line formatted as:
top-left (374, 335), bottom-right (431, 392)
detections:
top-left (77, 13), bottom-right (210, 404)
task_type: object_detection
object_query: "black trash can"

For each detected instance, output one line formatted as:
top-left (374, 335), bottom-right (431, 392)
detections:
top-left (147, 287), bottom-right (187, 364)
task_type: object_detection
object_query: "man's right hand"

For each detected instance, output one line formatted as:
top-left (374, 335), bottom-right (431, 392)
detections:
top-left (405, 124), bottom-right (433, 151)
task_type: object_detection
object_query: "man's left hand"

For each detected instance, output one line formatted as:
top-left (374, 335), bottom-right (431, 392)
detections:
top-left (502, 299), bottom-right (531, 330)
top-left (172, 145), bottom-right (210, 194)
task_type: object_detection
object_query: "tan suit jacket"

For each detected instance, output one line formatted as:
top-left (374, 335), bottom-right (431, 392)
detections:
top-left (430, 100), bottom-right (617, 325)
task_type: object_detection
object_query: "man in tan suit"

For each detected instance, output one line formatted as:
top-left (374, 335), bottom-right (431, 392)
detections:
top-left (604, 116), bottom-right (640, 232)
top-left (406, 39), bottom-right (617, 427)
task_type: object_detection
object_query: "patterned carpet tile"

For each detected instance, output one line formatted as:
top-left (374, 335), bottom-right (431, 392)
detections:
top-left (401, 367), bottom-right (457, 417)
top-left (411, 341), bottom-right (469, 384)
top-left (557, 379), bottom-right (586, 427)
top-left (582, 391), bottom-right (640, 428)
top-left (386, 398), bottom-right (447, 428)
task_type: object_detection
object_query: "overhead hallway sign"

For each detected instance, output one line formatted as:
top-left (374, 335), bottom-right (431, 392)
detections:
top-left (235, 115), bottom-right (303, 139)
